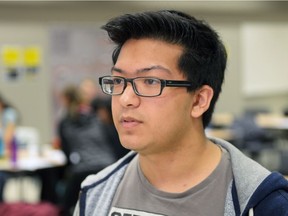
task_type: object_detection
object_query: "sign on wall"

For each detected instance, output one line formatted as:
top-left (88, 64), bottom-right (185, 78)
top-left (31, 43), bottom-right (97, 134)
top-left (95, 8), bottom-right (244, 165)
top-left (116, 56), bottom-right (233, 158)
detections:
top-left (1, 45), bottom-right (42, 82)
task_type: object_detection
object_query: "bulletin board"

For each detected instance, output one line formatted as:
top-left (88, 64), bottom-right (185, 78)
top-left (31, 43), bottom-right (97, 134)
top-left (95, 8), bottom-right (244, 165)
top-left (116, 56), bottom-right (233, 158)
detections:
top-left (49, 25), bottom-right (114, 130)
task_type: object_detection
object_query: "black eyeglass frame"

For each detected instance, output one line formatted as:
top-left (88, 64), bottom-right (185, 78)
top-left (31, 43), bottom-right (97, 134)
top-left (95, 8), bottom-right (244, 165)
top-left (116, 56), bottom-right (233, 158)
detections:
top-left (99, 76), bottom-right (193, 97)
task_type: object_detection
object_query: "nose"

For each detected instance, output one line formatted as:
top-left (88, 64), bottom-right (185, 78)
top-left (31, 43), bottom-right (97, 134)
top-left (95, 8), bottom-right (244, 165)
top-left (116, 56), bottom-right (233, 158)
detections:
top-left (119, 82), bottom-right (140, 107)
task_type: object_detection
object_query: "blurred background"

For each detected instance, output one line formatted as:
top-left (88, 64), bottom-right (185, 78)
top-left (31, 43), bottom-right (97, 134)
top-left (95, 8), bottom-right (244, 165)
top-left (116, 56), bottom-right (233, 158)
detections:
top-left (0, 1), bottom-right (287, 145)
top-left (0, 1), bottom-right (288, 215)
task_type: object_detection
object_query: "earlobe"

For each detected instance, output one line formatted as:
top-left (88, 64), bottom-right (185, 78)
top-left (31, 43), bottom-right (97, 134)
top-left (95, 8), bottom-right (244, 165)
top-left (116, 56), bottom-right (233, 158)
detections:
top-left (191, 85), bottom-right (214, 118)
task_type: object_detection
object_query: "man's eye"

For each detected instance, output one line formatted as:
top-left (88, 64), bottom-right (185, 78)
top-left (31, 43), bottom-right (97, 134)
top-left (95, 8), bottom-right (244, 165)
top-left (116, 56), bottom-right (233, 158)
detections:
top-left (113, 78), bottom-right (123, 85)
top-left (144, 78), bottom-right (160, 85)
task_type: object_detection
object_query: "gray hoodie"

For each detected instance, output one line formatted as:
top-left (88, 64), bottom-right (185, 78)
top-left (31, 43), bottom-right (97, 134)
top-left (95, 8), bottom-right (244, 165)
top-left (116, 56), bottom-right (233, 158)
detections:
top-left (73, 137), bottom-right (288, 216)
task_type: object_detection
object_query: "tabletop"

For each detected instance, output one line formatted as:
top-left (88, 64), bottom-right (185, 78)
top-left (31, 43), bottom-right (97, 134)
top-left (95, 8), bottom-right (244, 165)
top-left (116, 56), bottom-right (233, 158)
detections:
top-left (256, 114), bottom-right (288, 130)
top-left (0, 148), bottom-right (66, 172)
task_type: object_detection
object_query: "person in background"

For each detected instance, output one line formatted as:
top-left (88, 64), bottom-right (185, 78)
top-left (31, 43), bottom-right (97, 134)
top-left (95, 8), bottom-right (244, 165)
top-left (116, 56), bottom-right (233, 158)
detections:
top-left (57, 85), bottom-right (82, 158)
top-left (58, 84), bottom-right (117, 216)
top-left (0, 93), bottom-right (19, 202)
top-left (37, 85), bottom-right (82, 207)
top-left (0, 93), bottom-right (19, 157)
top-left (91, 97), bottom-right (129, 160)
top-left (78, 78), bottom-right (98, 114)
top-left (73, 10), bottom-right (288, 216)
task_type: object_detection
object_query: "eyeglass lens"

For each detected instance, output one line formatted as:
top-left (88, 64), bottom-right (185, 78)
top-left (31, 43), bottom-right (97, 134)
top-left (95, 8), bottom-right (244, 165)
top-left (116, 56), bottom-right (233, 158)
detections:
top-left (101, 77), bottom-right (162, 96)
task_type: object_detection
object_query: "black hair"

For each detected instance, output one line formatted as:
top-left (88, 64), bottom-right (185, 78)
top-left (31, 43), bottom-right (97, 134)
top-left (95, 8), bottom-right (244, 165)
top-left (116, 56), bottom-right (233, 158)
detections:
top-left (102, 10), bottom-right (227, 128)
top-left (91, 97), bottom-right (111, 112)
top-left (0, 93), bottom-right (12, 109)
top-left (62, 85), bottom-right (81, 119)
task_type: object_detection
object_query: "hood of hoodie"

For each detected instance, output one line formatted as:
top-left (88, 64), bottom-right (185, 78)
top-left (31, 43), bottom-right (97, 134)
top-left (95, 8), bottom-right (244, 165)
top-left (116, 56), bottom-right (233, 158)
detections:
top-left (242, 171), bottom-right (288, 215)
top-left (209, 137), bottom-right (271, 214)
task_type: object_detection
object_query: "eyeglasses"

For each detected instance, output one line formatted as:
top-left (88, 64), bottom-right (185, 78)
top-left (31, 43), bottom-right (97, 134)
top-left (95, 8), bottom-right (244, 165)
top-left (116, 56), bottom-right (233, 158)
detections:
top-left (99, 76), bottom-right (192, 97)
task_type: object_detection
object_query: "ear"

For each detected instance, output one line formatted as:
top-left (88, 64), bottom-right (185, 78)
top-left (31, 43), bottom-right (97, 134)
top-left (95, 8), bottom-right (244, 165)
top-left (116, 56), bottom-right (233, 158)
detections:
top-left (191, 85), bottom-right (214, 118)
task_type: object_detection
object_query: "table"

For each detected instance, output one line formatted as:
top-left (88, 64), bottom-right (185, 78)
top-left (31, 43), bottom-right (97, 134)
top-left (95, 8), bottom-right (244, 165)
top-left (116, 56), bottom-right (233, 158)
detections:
top-left (255, 114), bottom-right (288, 144)
top-left (255, 114), bottom-right (288, 130)
top-left (0, 148), bottom-right (66, 172)
top-left (210, 113), bottom-right (235, 128)
top-left (0, 148), bottom-right (66, 203)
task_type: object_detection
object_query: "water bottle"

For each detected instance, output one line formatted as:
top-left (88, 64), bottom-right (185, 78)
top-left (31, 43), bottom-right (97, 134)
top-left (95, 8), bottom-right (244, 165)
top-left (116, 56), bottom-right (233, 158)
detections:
top-left (10, 136), bottom-right (17, 165)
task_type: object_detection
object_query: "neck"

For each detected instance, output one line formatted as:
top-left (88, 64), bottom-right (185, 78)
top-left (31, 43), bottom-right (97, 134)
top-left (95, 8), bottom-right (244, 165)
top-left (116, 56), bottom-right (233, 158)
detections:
top-left (138, 133), bottom-right (221, 193)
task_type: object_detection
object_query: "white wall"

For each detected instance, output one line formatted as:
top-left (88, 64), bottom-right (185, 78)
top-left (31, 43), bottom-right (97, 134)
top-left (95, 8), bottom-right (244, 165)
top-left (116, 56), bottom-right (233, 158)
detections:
top-left (242, 23), bottom-right (288, 97)
top-left (0, 23), bottom-right (52, 145)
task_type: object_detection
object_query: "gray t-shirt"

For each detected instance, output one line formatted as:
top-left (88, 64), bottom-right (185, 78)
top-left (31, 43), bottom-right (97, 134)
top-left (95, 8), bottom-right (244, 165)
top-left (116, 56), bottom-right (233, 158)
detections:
top-left (109, 147), bottom-right (232, 216)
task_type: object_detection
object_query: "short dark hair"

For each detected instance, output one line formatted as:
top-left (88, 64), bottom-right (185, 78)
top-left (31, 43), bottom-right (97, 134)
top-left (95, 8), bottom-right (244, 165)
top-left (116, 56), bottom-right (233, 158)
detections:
top-left (102, 10), bottom-right (227, 128)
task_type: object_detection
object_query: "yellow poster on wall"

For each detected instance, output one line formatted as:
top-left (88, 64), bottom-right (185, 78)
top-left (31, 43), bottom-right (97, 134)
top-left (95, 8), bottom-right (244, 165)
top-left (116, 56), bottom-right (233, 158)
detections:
top-left (1, 45), bottom-right (42, 81)
top-left (1, 46), bottom-right (22, 81)
top-left (24, 46), bottom-right (41, 78)
top-left (2, 46), bottom-right (22, 67)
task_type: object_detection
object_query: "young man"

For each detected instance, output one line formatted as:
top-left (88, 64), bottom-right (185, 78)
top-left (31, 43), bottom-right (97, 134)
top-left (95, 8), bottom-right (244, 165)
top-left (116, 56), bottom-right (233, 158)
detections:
top-left (73, 10), bottom-right (288, 216)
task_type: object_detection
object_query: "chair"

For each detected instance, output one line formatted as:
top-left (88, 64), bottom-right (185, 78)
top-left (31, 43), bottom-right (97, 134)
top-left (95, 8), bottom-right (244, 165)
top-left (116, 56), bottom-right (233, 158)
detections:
top-left (231, 112), bottom-right (276, 161)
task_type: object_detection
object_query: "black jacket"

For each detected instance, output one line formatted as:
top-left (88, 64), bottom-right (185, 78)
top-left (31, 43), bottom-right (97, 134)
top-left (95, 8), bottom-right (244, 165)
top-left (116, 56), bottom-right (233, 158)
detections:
top-left (59, 113), bottom-right (117, 173)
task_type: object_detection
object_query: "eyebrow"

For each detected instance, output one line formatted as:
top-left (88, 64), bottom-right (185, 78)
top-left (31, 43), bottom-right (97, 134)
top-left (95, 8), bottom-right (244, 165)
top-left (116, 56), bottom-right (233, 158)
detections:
top-left (111, 65), bottom-right (171, 75)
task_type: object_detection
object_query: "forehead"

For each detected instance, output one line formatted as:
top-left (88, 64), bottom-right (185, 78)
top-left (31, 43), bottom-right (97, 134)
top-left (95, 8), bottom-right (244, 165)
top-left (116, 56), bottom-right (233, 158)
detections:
top-left (114, 38), bottom-right (184, 77)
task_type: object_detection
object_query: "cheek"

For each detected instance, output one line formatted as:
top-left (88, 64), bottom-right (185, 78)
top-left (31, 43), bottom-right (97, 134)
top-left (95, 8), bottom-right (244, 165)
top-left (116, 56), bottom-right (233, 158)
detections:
top-left (158, 97), bottom-right (192, 127)
top-left (150, 99), bottom-right (189, 129)
top-left (111, 99), bottom-right (119, 125)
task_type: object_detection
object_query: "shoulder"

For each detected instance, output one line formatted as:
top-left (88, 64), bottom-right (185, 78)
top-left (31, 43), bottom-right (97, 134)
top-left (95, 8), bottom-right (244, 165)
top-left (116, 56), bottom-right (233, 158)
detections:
top-left (81, 151), bottom-right (136, 189)
top-left (78, 152), bottom-right (137, 215)
top-left (254, 189), bottom-right (288, 215)
top-left (250, 172), bottom-right (288, 215)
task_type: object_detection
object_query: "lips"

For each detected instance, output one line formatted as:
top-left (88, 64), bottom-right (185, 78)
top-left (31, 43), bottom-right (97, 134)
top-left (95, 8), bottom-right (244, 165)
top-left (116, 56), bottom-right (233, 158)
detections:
top-left (120, 116), bottom-right (142, 128)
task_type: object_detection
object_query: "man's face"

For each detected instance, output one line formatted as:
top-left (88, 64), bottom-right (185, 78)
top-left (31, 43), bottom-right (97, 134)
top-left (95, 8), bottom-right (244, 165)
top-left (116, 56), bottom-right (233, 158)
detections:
top-left (111, 38), bottom-right (194, 155)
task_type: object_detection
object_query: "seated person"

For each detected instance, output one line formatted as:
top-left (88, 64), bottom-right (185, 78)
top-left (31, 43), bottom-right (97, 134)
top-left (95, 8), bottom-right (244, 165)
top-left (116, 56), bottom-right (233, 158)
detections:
top-left (57, 85), bottom-right (117, 215)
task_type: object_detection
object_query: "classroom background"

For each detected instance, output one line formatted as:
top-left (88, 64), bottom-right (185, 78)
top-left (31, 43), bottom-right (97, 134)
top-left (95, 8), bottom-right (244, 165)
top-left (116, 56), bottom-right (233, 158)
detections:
top-left (0, 1), bottom-right (287, 145)
top-left (0, 1), bottom-right (288, 215)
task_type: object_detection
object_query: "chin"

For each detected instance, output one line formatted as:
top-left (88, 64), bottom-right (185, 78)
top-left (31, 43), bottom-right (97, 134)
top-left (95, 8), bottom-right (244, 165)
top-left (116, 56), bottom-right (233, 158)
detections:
top-left (121, 142), bottom-right (140, 151)
top-left (120, 139), bottom-right (142, 151)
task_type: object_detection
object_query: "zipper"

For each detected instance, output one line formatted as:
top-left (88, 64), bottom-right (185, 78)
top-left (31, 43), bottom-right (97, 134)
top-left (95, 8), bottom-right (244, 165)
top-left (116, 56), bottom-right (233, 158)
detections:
top-left (248, 208), bottom-right (254, 216)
